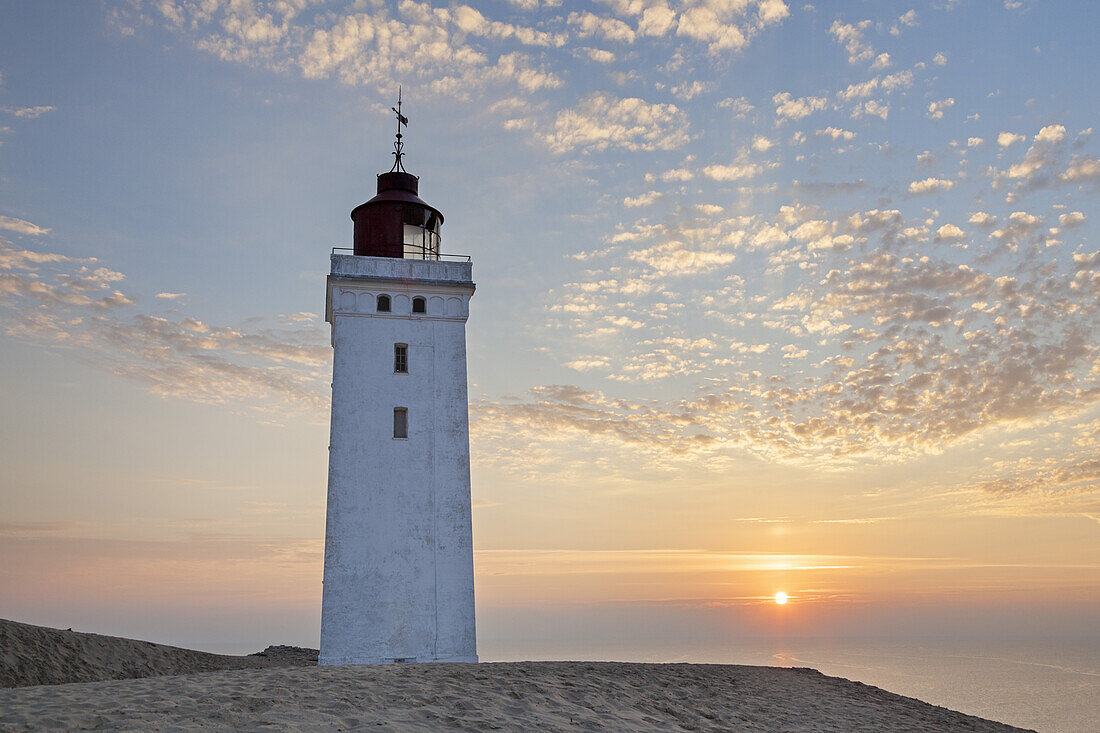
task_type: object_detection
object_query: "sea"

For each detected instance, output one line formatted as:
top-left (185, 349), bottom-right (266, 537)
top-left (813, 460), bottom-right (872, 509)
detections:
top-left (482, 638), bottom-right (1100, 733)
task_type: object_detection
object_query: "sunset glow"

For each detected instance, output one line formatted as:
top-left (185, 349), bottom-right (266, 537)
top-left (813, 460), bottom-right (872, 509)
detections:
top-left (0, 1), bottom-right (1097, 657)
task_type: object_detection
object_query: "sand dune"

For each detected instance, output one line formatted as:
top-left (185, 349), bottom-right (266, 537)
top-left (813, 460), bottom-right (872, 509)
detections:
top-left (0, 661), bottom-right (1031, 731)
top-left (0, 618), bottom-right (316, 687)
top-left (0, 619), bottom-right (1031, 731)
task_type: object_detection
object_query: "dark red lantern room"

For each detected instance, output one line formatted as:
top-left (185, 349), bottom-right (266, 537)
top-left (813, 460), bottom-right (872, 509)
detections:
top-left (350, 91), bottom-right (443, 260)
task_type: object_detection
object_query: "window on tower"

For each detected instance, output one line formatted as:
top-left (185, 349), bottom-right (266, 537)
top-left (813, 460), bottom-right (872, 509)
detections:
top-left (377, 294), bottom-right (391, 312)
top-left (393, 407), bottom-right (408, 439)
top-left (412, 297), bottom-right (426, 314)
top-left (394, 344), bottom-right (408, 373)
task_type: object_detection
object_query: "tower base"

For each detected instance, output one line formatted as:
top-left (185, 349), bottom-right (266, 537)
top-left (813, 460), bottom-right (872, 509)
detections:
top-left (318, 654), bottom-right (479, 666)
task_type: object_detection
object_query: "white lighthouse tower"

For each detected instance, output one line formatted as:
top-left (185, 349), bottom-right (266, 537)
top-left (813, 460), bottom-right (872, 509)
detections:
top-left (319, 99), bottom-right (477, 665)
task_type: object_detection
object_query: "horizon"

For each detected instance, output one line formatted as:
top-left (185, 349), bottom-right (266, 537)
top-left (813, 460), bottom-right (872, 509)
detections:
top-left (1, 0), bottom-right (1098, 658)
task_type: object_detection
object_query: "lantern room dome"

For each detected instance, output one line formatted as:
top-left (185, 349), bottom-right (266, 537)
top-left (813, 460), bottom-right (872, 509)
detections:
top-left (351, 171), bottom-right (444, 260)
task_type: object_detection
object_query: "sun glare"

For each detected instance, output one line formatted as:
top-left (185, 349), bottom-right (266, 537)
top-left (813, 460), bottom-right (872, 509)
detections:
top-left (774, 592), bottom-right (788, 605)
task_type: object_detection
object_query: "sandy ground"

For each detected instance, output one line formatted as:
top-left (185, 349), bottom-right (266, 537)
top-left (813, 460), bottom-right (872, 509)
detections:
top-left (0, 618), bottom-right (316, 687)
top-left (0, 619), bottom-right (1032, 731)
top-left (0, 661), bottom-right (1033, 731)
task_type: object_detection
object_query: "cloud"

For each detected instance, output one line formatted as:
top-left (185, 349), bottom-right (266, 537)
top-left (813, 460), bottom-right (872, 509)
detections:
top-left (1060, 157), bottom-right (1100, 183)
top-left (998, 132), bottom-right (1026, 147)
top-left (773, 92), bottom-right (827, 121)
top-left (880, 70), bottom-right (913, 92)
top-left (658, 167), bottom-right (694, 182)
top-left (1034, 124), bottom-right (1066, 143)
top-left (0, 216), bottom-right (50, 236)
top-left (1, 105), bottom-right (56, 119)
top-left (927, 98), bottom-right (955, 120)
top-left (568, 11), bottom-right (636, 43)
top-left (0, 241), bottom-right (329, 421)
top-left (829, 19), bottom-right (873, 64)
top-left (934, 223), bottom-right (966, 242)
top-left (718, 96), bottom-right (754, 118)
top-left (548, 171), bottom-right (1100, 468)
top-left (890, 9), bottom-right (918, 35)
top-left (674, 0), bottom-right (789, 54)
top-left (908, 177), bottom-right (955, 194)
top-left (579, 47), bottom-right (615, 64)
top-left (540, 93), bottom-right (689, 154)
top-left (156, 292), bottom-right (188, 300)
top-left (837, 78), bottom-right (878, 102)
top-left (851, 99), bottom-right (889, 120)
top-left (623, 190), bottom-right (663, 208)
top-left (997, 124), bottom-right (1072, 186)
top-left (638, 6), bottom-right (677, 36)
top-left (670, 80), bottom-right (715, 101)
top-left (978, 458), bottom-right (1100, 496)
top-left (146, 2), bottom-right (564, 98)
top-left (1059, 211), bottom-right (1086, 228)
top-left (142, 0), bottom-right (792, 97)
top-left (751, 135), bottom-right (774, 152)
top-left (816, 127), bottom-right (856, 141)
top-left (703, 162), bottom-right (762, 181)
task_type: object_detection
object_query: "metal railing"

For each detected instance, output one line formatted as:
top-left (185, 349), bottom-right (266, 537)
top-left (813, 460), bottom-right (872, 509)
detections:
top-left (331, 247), bottom-right (471, 262)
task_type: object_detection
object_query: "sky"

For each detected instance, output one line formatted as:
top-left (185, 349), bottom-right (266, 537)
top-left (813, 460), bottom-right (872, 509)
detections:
top-left (0, 0), bottom-right (1098, 656)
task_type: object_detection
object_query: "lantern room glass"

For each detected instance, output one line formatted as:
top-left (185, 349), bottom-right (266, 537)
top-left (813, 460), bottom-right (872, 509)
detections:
top-left (402, 203), bottom-right (441, 260)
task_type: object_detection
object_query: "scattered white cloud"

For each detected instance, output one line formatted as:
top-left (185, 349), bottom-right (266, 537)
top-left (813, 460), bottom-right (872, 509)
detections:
top-left (670, 80), bottom-right (715, 101)
top-left (0, 216), bottom-right (50, 236)
top-left (829, 19), bottom-right (873, 64)
top-left (540, 93), bottom-right (689, 154)
top-left (703, 162), bottom-right (762, 181)
top-left (851, 99), bottom-right (889, 120)
top-left (1035, 124), bottom-right (1067, 144)
top-left (837, 78), bottom-right (878, 101)
top-left (880, 70), bottom-right (914, 92)
top-left (1059, 211), bottom-right (1086, 228)
top-left (870, 52), bottom-right (891, 70)
top-left (0, 240), bottom-right (329, 419)
top-left (623, 190), bottom-right (663, 208)
top-left (579, 47), bottom-right (615, 64)
top-left (773, 91), bottom-right (827, 121)
top-left (568, 11), bottom-right (636, 44)
top-left (934, 223), bottom-right (966, 242)
top-left (908, 177), bottom-right (955, 194)
top-left (1061, 157), bottom-right (1100, 183)
top-left (718, 96), bottom-right (754, 118)
top-left (927, 98), bottom-right (955, 120)
top-left (1, 105), bottom-right (56, 119)
top-left (890, 9), bottom-right (918, 35)
top-left (751, 135), bottom-right (774, 152)
top-left (816, 127), bottom-right (856, 141)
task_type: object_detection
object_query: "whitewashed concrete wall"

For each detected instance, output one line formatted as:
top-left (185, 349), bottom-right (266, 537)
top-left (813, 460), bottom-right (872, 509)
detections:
top-left (320, 256), bottom-right (477, 665)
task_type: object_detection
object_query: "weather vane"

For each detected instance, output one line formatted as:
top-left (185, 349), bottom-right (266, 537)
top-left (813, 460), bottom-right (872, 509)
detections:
top-left (390, 86), bottom-right (409, 173)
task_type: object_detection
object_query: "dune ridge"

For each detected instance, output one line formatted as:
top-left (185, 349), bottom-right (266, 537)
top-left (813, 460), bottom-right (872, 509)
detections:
top-left (0, 618), bottom-right (316, 688)
top-left (0, 619), bottom-right (1032, 731)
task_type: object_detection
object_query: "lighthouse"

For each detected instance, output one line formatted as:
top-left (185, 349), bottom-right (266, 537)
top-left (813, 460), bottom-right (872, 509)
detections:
top-left (319, 97), bottom-right (478, 665)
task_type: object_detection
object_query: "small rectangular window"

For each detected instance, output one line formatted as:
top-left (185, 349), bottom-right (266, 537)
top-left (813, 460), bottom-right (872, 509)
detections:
top-left (394, 344), bottom-right (408, 373)
top-left (393, 407), bottom-right (408, 439)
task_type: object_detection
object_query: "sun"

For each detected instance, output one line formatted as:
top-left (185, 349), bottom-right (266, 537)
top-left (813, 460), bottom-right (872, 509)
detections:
top-left (774, 592), bottom-right (789, 605)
